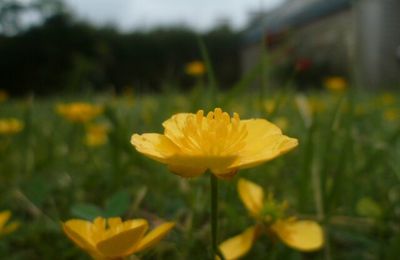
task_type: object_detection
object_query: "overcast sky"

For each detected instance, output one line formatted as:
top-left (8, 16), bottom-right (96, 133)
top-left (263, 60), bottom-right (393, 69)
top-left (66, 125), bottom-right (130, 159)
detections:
top-left (64, 0), bottom-right (284, 31)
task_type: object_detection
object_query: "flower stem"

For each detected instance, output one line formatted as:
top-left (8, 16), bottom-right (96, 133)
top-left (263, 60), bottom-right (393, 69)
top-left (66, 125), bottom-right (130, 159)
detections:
top-left (210, 173), bottom-right (225, 260)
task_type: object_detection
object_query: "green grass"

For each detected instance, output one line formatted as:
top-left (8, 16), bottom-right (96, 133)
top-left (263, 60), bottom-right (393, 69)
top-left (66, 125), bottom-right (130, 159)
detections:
top-left (0, 88), bottom-right (399, 259)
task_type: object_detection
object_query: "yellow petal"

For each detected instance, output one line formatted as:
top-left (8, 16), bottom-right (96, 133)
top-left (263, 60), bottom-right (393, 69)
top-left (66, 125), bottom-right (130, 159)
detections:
top-left (96, 220), bottom-right (148, 258)
top-left (168, 164), bottom-right (206, 178)
top-left (0, 211), bottom-right (11, 231)
top-left (1, 221), bottom-right (19, 235)
top-left (237, 178), bottom-right (264, 217)
top-left (62, 220), bottom-right (97, 252)
top-left (162, 113), bottom-right (192, 143)
top-left (133, 222), bottom-right (175, 253)
top-left (218, 227), bottom-right (256, 260)
top-left (107, 217), bottom-right (122, 229)
top-left (230, 119), bottom-right (298, 169)
top-left (272, 219), bottom-right (324, 252)
top-left (131, 133), bottom-right (178, 162)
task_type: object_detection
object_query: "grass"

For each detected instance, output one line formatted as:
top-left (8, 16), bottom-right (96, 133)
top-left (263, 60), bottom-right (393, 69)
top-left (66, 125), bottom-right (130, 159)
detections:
top-left (0, 87), bottom-right (399, 259)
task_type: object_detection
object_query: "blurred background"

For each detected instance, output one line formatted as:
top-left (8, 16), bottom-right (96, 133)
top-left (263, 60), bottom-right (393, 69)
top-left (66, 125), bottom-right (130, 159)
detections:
top-left (1, 0), bottom-right (400, 259)
top-left (1, 0), bottom-right (398, 96)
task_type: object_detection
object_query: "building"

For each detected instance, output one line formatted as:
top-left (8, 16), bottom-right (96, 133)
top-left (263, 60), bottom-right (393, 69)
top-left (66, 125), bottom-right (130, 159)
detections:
top-left (242, 0), bottom-right (400, 89)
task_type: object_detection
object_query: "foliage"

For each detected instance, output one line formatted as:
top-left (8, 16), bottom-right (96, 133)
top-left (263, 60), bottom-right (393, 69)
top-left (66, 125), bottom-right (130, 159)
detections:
top-left (0, 86), bottom-right (399, 259)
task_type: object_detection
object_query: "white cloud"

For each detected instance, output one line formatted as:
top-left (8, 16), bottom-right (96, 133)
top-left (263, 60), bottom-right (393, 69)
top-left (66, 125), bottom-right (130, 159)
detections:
top-left (64, 0), bottom-right (284, 31)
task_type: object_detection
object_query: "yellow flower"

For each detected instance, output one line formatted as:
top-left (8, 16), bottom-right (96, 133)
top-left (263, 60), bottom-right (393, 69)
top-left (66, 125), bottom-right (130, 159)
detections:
top-left (56, 102), bottom-right (103, 123)
top-left (185, 61), bottom-right (205, 76)
top-left (85, 124), bottom-right (109, 147)
top-left (62, 217), bottom-right (175, 260)
top-left (218, 179), bottom-right (324, 259)
top-left (131, 108), bottom-right (298, 179)
top-left (0, 90), bottom-right (8, 102)
top-left (0, 118), bottom-right (24, 135)
top-left (324, 76), bottom-right (347, 92)
top-left (379, 93), bottom-right (396, 106)
top-left (384, 109), bottom-right (399, 122)
top-left (263, 100), bottom-right (276, 115)
top-left (0, 210), bottom-right (19, 237)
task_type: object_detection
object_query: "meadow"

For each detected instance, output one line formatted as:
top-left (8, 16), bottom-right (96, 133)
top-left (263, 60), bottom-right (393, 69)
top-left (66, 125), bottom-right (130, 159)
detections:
top-left (0, 85), bottom-right (399, 259)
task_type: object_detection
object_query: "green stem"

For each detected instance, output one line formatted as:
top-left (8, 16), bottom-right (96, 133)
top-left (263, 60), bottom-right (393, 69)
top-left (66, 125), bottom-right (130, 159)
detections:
top-left (210, 174), bottom-right (225, 260)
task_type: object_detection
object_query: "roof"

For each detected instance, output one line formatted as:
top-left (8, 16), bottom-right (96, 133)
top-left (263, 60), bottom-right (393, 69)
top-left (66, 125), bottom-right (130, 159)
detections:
top-left (243, 0), bottom-right (353, 44)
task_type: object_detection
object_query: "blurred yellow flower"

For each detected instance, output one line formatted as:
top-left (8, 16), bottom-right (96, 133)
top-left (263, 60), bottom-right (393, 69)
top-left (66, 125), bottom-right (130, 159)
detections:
top-left (0, 90), bottom-right (8, 102)
top-left (131, 108), bottom-right (298, 179)
top-left (62, 217), bottom-right (175, 260)
top-left (384, 109), bottom-right (399, 122)
top-left (56, 102), bottom-right (103, 123)
top-left (85, 124), bottom-right (109, 147)
top-left (185, 61), bottom-right (205, 76)
top-left (218, 178), bottom-right (324, 259)
top-left (379, 93), bottom-right (396, 106)
top-left (263, 100), bottom-right (276, 115)
top-left (324, 77), bottom-right (347, 92)
top-left (0, 210), bottom-right (19, 237)
top-left (0, 118), bottom-right (24, 135)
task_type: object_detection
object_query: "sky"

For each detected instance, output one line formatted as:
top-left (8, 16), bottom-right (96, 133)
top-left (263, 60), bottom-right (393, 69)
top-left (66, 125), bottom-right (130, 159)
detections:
top-left (64, 0), bottom-right (285, 31)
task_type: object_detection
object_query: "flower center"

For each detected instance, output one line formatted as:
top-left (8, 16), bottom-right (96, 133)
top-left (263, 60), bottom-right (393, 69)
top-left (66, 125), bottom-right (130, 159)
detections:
top-left (261, 194), bottom-right (288, 224)
top-left (176, 108), bottom-right (248, 156)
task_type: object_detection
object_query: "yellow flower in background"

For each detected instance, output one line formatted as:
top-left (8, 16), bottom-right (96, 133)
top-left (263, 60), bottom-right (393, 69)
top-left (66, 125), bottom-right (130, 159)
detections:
top-left (185, 60), bottom-right (205, 77)
top-left (0, 90), bottom-right (8, 102)
top-left (62, 217), bottom-right (175, 260)
top-left (379, 93), bottom-right (396, 106)
top-left (263, 100), bottom-right (276, 115)
top-left (324, 76), bottom-right (347, 92)
top-left (56, 102), bottom-right (103, 123)
top-left (0, 210), bottom-right (19, 237)
top-left (218, 178), bottom-right (323, 259)
top-left (85, 124), bottom-right (109, 147)
top-left (131, 108), bottom-right (298, 179)
top-left (384, 109), bottom-right (399, 122)
top-left (0, 118), bottom-right (24, 135)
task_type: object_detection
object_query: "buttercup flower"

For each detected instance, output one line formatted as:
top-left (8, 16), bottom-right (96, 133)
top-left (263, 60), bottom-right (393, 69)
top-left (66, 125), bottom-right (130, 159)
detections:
top-left (131, 108), bottom-right (298, 179)
top-left (0, 210), bottom-right (19, 237)
top-left (185, 61), bottom-right (205, 77)
top-left (56, 102), bottom-right (103, 123)
top-left (324, 76), bottom-right (347, 92)
top-left (218, 178), bottom-right (324, 259)
top-left (0, 118), bottom-right (24, 135)
top-left (85, 124), bottom-right (109, 147)
top-left (62, 217), bottom-right (175, 260)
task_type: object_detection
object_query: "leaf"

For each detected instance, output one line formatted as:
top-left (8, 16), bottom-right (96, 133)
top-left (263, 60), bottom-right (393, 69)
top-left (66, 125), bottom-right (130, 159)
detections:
top-left (71, 203), bottom-right (103, 220)
top-left (104, 190), bottom-right (131, 217)
top-left (356, 197), bottom-right (382, 219)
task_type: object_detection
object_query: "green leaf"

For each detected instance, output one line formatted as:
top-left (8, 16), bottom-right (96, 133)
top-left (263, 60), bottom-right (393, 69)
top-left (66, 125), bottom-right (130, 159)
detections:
top-left (71, 203), bottom-right (103, 220)
top-left (104, 190), bottom-right (131, 217)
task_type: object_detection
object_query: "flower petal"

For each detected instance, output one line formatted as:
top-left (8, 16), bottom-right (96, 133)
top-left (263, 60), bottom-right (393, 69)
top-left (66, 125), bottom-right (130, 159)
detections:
top-left (230, 119), bottom-right (298, 169)
top-left (162, 113), bottom-right (192, 143)
top-left (96, 220), bottom-right (148, 258)
top-left (168, 164), bottom-right (207, 178)
top-left (131, 133), bottom-right (179, 162)
top-left (272, 219), bottom-right (324, 252)
top-left (218, 227), bottom-right (256, 260)
top-left (168, 154), bottom-right (236, 177)
top-left (62, 220), bottom-right (97, 253)
top-left (237, 178), bottom-right (264, 217)
top-left (133, 222), bottom-right (175, 253)
top-left (1, 221), bottom-right (19, 235)
top-left (0, 211), bottom-right (11, 231)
